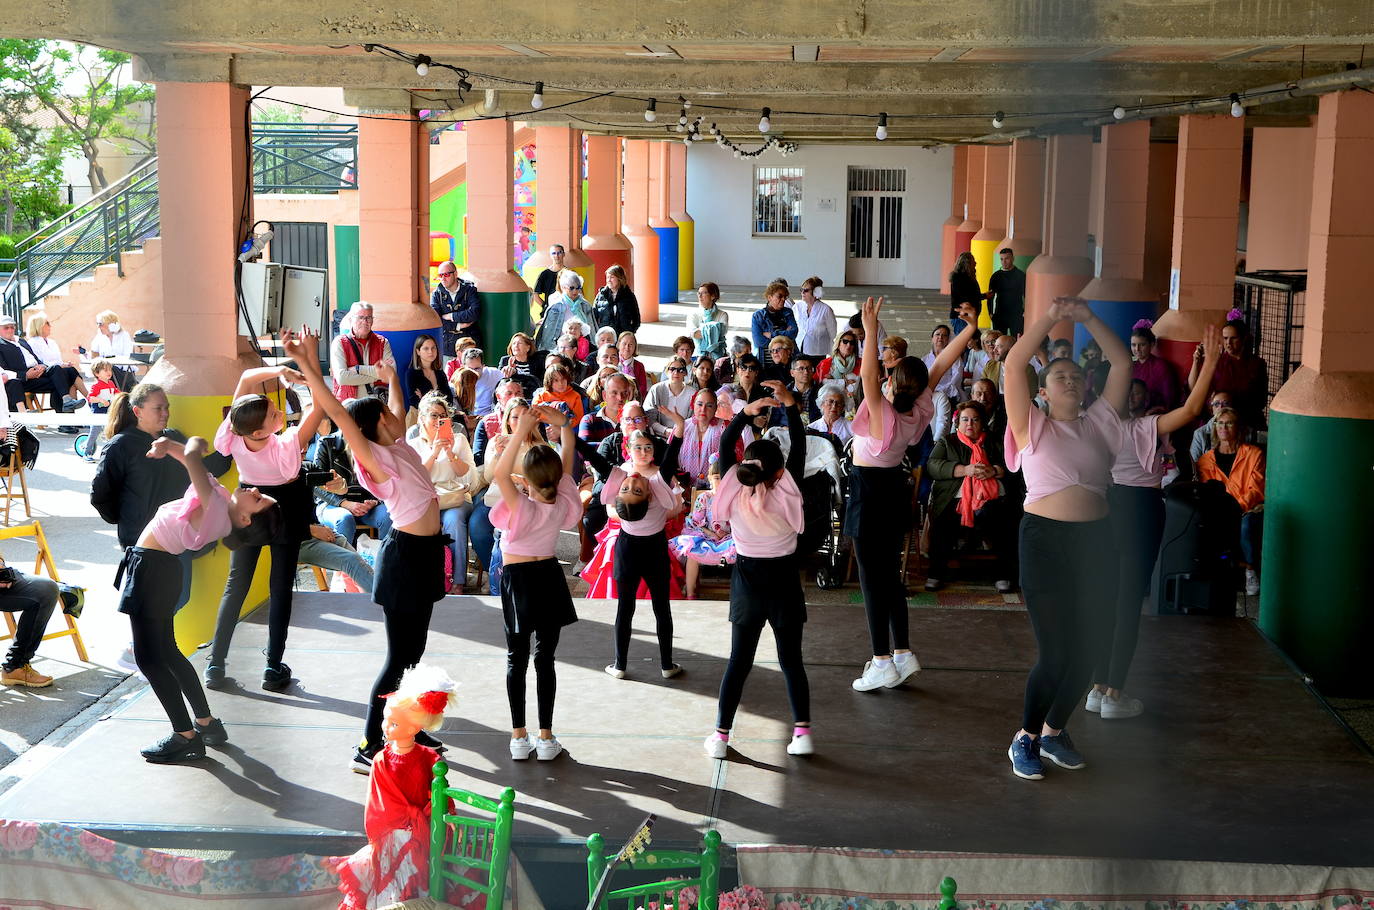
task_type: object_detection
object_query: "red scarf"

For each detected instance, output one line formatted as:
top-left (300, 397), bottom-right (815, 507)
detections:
top-left (956, 430), bottom-right (1000, 528)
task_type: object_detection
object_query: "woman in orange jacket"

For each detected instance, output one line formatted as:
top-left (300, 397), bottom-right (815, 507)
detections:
top-left (1195, 407), bottom-right (1264, 595)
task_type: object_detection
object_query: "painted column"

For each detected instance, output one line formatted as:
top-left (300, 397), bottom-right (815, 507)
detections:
top-left (1000, 137), bottom-right (1044, 269)
top-left (940, 146), bottom-right (969, 295)
top-left (522, 126), bottom-right (594, 290)
top-left (357, 114), bottom-right (439, 391)
top-left (1076, 120), bottom-right (1158, 352)
top-left (649, 142), bottom-right (679, 307)
top-left (582, 135), bottom-right (634, 292)
top-left (1152, 114), bottom-right (1245, 377)
top-left (1026, 133), bottom-right (1093, 329)
top-left (145, 82), bottom-right (268, 651)
top-left (971, 144), bottom-right (1010, 328)
top-left (954, 146), bottom-right (985, 261)
top-left (669, 142), bottom-right (695, 291)
top-left (465, 119), bottom-right (532, 351)
top-left (622, 140), bottom-right (661, 323)
top-left (1262, 89), bottom-right (1374, 697)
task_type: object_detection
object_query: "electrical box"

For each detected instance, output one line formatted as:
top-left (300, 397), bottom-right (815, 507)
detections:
top-left (238, 261), bottom-right (329, 338)
top-left (237, 261), bottom-right (284, 336)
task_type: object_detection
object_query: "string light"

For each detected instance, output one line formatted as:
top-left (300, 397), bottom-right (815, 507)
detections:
top-left (530, 82), bottom-right (544, 109)
top-left (876, 112), bottom-right (888, 141)
top-left (414, 55), bottom-right (431, 77)
top-left (758, 107), bottom-right (771, 132)
top-left (1230, 93), bottom-right (1244, 117)
top-left (680, 95), bottom-right (691, 110)
top-left (1112, 105), bottom-right (1126, 120)
top-left (992, 111), bottom-right (1005, 129)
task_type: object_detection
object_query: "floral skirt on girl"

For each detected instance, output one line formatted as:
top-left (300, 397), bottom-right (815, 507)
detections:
top-left (669, 490), bottom-right (736, 566)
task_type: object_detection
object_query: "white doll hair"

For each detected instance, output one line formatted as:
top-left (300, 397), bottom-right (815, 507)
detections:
top-left (388, 663), bottom-right (458, 732)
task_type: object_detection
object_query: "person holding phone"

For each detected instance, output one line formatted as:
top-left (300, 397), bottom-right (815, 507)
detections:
top-left (409, 392), bottom-right (478, 594)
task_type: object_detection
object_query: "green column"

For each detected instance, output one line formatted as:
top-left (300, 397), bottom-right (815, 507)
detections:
top-left (1260, 409), bottom-right (1374, 696)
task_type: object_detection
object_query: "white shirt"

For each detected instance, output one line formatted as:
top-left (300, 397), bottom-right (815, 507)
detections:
top-left (794, 300), bottom-right (836, 357)
top-left (644, 380), bottom-right (695, 429)
top-left (923, 350), bottom-right (964, 400)
top-left (28, 335), bottom-right (65, 367)
top-left (4, 338), bottom-right (39, 368)
top-left (809, 415), bottom-right (853, 443)
top-left (88, 329), bottom-right (134, 359)
top-left (471, 365), bottom-right (505, 416)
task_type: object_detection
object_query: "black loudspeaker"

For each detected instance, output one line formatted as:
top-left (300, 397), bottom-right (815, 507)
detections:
top-left (1151, 481), bottom-right (1242, 616)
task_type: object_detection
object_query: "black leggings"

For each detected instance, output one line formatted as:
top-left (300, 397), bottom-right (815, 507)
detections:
top-left (506, 626), bottom-right (562, 730)
top-left (208, 539), bottom-right (302, 668)
top-left (120, 548), bottom-right (210, 732)
top-left (612, 530), bottom-right (674, 671)
top-left (716, 618), bottom-right (810, 730)
top-left (854, 534), bottom-right (909, 656)
top-left (1019, 514), bottom-right (1117, 733)
top-left (364, 600), bottom-right (435, 748)
top-left (1098, 485), bottom-right (1165, 690)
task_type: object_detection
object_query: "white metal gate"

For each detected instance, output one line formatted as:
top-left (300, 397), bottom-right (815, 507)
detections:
top-left (845, 167), bottom-right (906, 285)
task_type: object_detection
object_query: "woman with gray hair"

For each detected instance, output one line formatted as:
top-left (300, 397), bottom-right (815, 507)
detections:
top-left (536, 270), bottom-right (595, 351)
top-left (808, 383), bottom-right (853, 443)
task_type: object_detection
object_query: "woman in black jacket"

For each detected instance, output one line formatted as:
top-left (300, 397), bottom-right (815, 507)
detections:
top-left (948, 251), bottom-right (983, 337)
top-left (592, 265), bottom-right (641, 337)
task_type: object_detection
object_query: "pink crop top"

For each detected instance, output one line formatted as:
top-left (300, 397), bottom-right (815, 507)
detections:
top-left (1006, 397), bottom-right (1124, 505)
top-left (355, 439), bottom-right (438, 528)
top-left (1111, 415), bottom-right (1166, 488)
top-left (146, 480), bottom-right (233, 555)
top-left (491, 475), bottom-right (582, 557)
top-left (600, 467), bottom-right (678, 536)
top-left (713, 467), bottom-right (804, 558)
top-left (214, 418), bottom-right (303, 487)
top-left (851, 389), bottom-right (934, 468)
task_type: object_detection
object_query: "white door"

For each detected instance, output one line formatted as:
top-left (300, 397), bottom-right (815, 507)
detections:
top-left (845, 167), bottom-right (907, 285)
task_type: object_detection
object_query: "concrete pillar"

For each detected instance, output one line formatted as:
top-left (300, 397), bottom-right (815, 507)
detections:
top-left (466, 119), bottom-right (533, 351)
top-left (522, 126), bottom-right (594, 290)
top-left (357, 114), bottom-right (439, 390)
top-left (1001, 137), bottom-right (1045, 267)
top-left (1143, 142), bottom-right (1178, 312)
top-left (582, 135), bottom-right (633, 293)
top-left (622, 139), bottom-right (661, 323)
top-left (649, 142), bottom-right (679, 307)
top-left (669, 142), bottom-right (695, 291)
top-left (145, 82), bottom-right (267, 651)
top-left (1262, 89), bottom-right (1374, 697)
top-left (1077, 120), bottom-right (1157, 352)
top-left (971, 145), bottom-right (1010, 328)
top-left (940, 146), bottom-right (970, 295)
top-left (1153, 114), bottom-right (1245, 377)
top-left (954, 145), bottom-right (985, 262)
top-left (1247, 124), bottom-right (1316, 270)
top-left (1026, 133), bottom-right (1093, 330)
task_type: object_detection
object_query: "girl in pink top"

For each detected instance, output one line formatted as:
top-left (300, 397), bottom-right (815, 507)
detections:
top-left (704, 381), bottom-right (815, 760)
top-left (490, 405), bottom-right (581, 761)
top-left (848, 297), bottom-right (980, 694)
top-left (206, 359), bottom-right (325, 692)
top-left (118, 435), bottom-right (281, 765)
top-left (1089, 326), bottom-right (1222, 721)
top-left (286, 330), bottom-right (449, 775)
top-left (1002, 297), bottom-right (1133, 783)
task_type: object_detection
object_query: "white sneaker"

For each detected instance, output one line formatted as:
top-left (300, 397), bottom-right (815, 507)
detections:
top-left (604, 664), bottom-right (627, 679)
top-left (786, 732), bottom-right (814, 756)
top-left (703, 733), bottom-right (728, 759)
top-left (887, 653), bottom-right (921, 687)
top-left (661, 664), bottom-right (683, 679)
top-left (1101, 692), bottom-right (1145, 719)
top-left (852, 660), bottom-right (899, 692)
top-left (1244, 568), bottom-right (1260, 596)
top-left (116, 645), bottom-right (138, 672)
top-left (534, 736), bottom-right (563, 761)
top-left (509, 735), bottom-right (535, 760)
top-left (1085, 688), bottom-right (1104, 713)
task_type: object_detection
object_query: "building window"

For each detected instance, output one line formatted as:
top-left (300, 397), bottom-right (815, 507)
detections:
top-left (753, 167), bottom-right (803, 236)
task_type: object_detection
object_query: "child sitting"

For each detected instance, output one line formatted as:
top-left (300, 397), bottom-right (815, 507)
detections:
top-left (564, 317), bottom-right (592, 362)
top-left (669, 457), bottom-right (735, 599)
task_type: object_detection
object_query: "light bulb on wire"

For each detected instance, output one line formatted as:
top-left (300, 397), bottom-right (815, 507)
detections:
top-left (992, 111), bottom-right (1005, 129)
top-left (414, 55), bottom-right (431, 76)
top-left (1229, 93), bottom-right (1244, 117)
top-left (1112, 105), bottom-right (1126, 120)
top-left (644, 99), bottom-right (657, 122)
top-left (759, 107), bottom-right (771, 133)
top-left (530, 82), bottom-right (544, 109)
top-left (876, 112), bottom-right (888, 141)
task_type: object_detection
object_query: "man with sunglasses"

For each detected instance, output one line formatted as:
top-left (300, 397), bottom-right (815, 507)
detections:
top-left (531, 245), bottom-right (567, 317)
top-left (430, 260), bottom-right (482, 357)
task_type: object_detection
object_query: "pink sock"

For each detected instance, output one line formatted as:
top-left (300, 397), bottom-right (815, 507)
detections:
top-left (793, 726), bottom-right (810, 738)
top-left (712, 731), bottom-right (729, 742)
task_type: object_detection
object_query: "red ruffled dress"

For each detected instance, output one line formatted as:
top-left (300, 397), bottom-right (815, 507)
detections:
top-left (579, 514), bottom-right (687, 599)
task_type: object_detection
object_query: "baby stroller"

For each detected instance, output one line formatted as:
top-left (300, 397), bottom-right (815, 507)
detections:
top-left (763, 427), bottom-right (849, 588)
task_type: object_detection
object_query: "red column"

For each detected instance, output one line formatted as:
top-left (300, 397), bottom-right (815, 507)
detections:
top-left (1025, 133), bottom-right (1093, 329)
top-left (622, 140), bottom-right (660, 323)
top-left (940, 146), bottom-right (969, 295)
top-left (357, 115), bottom-right (437, 332)
top-left (582, 135), bottom-right (633, 291)
top-left (525, 126), bottom-right (593, 284)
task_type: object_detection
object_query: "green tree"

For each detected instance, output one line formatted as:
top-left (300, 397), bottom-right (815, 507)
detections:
top-left (0, 39), bottom-right (155, 192)
top-left (0, 125), bottom-right (65, 235)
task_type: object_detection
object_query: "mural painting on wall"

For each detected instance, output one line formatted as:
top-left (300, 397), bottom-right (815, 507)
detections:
top-left (514, 141), bottom-right (537, 272)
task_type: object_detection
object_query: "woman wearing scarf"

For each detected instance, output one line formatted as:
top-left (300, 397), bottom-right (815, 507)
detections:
top-left (815, 329), bottom-right (862, 414)
top-left (923, 400), bottom-right (1020, 593)
top-left (678, 388), bottom-right (754, 491)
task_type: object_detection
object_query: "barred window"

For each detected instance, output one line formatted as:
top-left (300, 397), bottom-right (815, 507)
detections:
top-left (753, 167), bottom-right (803, 236)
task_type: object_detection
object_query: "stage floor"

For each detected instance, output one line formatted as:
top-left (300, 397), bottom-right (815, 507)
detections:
top-left (2, 592), bottom-right (1372, 866)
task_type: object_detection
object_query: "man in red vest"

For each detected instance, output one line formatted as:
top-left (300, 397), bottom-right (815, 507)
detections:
top-left (329, 302), bottom-right (396, 401)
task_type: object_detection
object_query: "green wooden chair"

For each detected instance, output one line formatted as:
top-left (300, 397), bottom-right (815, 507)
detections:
top-left (586, 828), bottom-right (721, 910)
top-left (427, 760), bottom-right (516, 906)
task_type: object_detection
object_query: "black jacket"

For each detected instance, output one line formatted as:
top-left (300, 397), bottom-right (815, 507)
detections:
top-left (90, 428), bottom-right (232, 548)
top-left (304, 432), bottom-right (369, 503)
top-left (429, 280), bottom-right (482, 354)
top-left (925, 431), bottom-right (1021, 520)
top-left (593, 286), bottom-right (641, 337)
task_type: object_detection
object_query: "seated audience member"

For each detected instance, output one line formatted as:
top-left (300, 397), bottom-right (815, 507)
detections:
top-left (1080, 338), bottom-right (1110, 406)
top-left (1049, 337), bottom-right (1074, 362)
top-left (407, 334), bottom-right (453, 410)
top-left (687, 282), bottom-right (730, 361)
top-left (555, 334), bottom-right (589, 383)
top-left (587, 326), bottom-right (616, 374)
top-left (689, 354), bottom-right (720, 394)
top-left (880, 335), bottom-right (908, 378)
top-left (645, 356), bottom-right (694, 431)
top-left (982, 333), bottom-right (1036, 399)
top-left (1188, 390), bottom-right (1260, 465)
top-left (563, 319), bottom-right (593, 363)
top-left (809, 383), bottom-right (852, 443)
top-left (0, 314), bottom-right (83, 411)
top-left (716, 354), bottom-right (768, 424)
top-left (964, 329), bottom-right (996, 389)
top-left (763, 335), bottom-right (796, 384)
top-left (1130, 321), bottom-right (1180, 410)
top-left (678, 387), bottom-right (737, 490)
top-left (669, 459), bottom-right (735, 599)
top-left (782, 354), bottom-right (821, 425)
top-left (25, 311), bottom-right (90, 404)
top-left (447, 347), bottom-right (503, 416)
top-left (497, 332), bottom-right (545, 399)
top-left (329, 303), bottom-right (395, 401)
top-left (298, 523), bottom-right (375, 593)
top-left (714, 335), bottom-right (751, 385)
top-left (924, 401), bottom-right (1019, 593)
top-left (968, 378), bottom-right (1007, 440)
top-left (307, 425), bottom-right (394, 542)
top-left (473, 378), bottom-right (525, 465)
top-left (537, 270), bottom-right (595, 351)
top-left (1191, 315), bottom-right (1269, 431)
top-left (531, 362), bottom-right (586, 426)
top-left (816, 328), bottom-right (862, 413)
top-left (923, 325), bottom-right (964, 441)
top-left (1195, 407), bottom-right (1265, 596)
top-left (0, 551), bottom-right (66, 688)
top-left (672, 336), bottom-right (696, 365)
top-left (409, 392), bottom-right (479, 594)
top-left (616, 331), bottom-right (650, 399)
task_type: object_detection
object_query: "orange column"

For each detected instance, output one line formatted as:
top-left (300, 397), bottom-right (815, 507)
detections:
top-left (971, 145), bottom-right (1010, 322)
top-left (524, 126), bottom-right (593, 287)
top-left (466, 119), bottom-right (534, 346)
top-left (1247, 125), bottom-right (1316, 270)
top-left (1153, 114), bottom-right (1245, 374)
top-left (622, 140), bottom-right (660, 323)
top-left (1001, 137), bottom-right (1044, 262)
top-left (357, 116), bottom-right (436, 333)
top-left (582, 135), bottom-right (633, 291)
top-left (1026, 133), bottom-right (1093, 328)
top-left (954, 146), bottom-right (985, 260)
top-left (939, 146), bottom-right (969, 295)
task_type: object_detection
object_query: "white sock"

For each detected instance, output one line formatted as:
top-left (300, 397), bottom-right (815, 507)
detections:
top-left (894, 652), bottom-right (915, 664)
top-left (873, 656), bottom-right (893, 668)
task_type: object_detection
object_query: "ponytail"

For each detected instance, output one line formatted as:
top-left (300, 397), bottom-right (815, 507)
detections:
top-left (105, 382), bottom-right (167, 441)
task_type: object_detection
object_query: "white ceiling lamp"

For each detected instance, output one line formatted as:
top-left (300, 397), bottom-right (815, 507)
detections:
top-left (758, 107), bottom-right (771, 133)
top-left (876, 112), bottom-right (888, 141)
top-left (644, 99), bottom-right (657, 122)
top-left (530, 82), bottom-right (544, 109)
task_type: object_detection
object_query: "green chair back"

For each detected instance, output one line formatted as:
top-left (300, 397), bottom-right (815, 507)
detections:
top-left (428, 760), bottom-right (516, 906)
top-left (586, 829), bottom-right (721, 910)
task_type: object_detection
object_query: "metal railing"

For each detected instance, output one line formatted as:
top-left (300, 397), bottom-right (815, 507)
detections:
top-left (2, 122), bottom-right (360, 321)
top-left (1233, 270), bottom-right (1306, 409)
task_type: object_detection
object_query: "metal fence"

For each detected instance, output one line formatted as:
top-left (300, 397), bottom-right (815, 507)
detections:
top-left (252, 123), bottom-right (358, 193)
top-left (1232, 270), bottom-right (1306, 409)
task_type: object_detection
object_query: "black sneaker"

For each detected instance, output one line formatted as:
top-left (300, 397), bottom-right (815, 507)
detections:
top-left (414, 730), bottom-right (447, 753)
top-left (262, 662), bottom-right (292, 692)
top-left (195, 718), bottom-right (229, 747)
top-left (351, 742), bottom-right (381, 775)
top-left (141, 731), bottom-right (206, 764)
top-left (203, 663), bottom-right (227, 689)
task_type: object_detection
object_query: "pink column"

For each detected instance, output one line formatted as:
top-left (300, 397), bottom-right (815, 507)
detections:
top-left (582, 136), bottom-right (633, 290)
top-left (939, 146), bottom-right (969, 295)
top-left (954, 146), bottom-right (985, 259)
top-left (466, 119), bottom-right (535, 346)
top-left (622, 140), bottom-right (660, 323)
top-left (525, 126), bottom-right (593, 280)
top-left (1000, 137), bottom-right (1045, 261)
top-left (1153, 114), bottom-right (1245, 374)
top-left (1026, 133), bottom-right (1093, 329)
top-left (1247, 124), bottom-right (1316, 270)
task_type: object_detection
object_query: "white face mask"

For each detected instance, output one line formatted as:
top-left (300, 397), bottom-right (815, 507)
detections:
top-left (107, 322), bottom-right (121, 334)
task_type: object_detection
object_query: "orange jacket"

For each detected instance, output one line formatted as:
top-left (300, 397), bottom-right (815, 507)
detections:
top-left (1196, 444), bottom-right (1265, 513)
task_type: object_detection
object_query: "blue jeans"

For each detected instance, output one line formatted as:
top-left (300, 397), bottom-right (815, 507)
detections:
top-left (1240, 510), bottom-right (1263, 569)
top-left (298, 533), bottom-right (375, 591)
top-left (951, 316), bottom-right (969, 337)
top-left (469, 498), bottom-right (495, 570)
top-left (317, 501), bottom-right (392, 543)
top-left (441, 502), bottom-right (475, 587)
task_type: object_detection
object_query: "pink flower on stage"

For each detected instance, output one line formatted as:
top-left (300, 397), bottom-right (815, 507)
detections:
top-left (169, 856), bottom-right (206, 887)
top-left (777, 901), bottom-right (803, 910)
top-left (143, 851), bottom-right (171, 875)
top-left (253, 855), bottom-right (295, 880)
top-left (0, 821), bottom-right (39, 853)
top-left (78, 830), bottom-right (115, 863)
